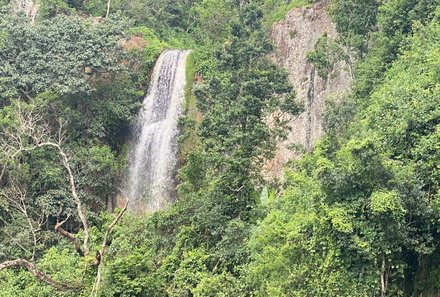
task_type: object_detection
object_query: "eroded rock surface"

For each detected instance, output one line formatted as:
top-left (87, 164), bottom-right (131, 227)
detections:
top-left (266, 2), bottom-right (353, 178)
top-left (12, 0), bottom-right (39, 21)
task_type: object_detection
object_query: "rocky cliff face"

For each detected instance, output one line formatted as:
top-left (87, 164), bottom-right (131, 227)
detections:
top-left (265, 2), bottom-right (353, 178)
top-left (12, 0), bottom-right (39, 21)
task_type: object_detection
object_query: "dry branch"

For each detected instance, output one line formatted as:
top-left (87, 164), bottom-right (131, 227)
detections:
top-left (0, 102), bottom-right (131, 294)
top-left (90, 198), bottom-right (128, 296)
top-left (0, 104), bottom-right (91, 256)
top-left (1, 182), bottom-right (46, 261)
top-left (95, 197), bottom-right (128, 266)
top-left (54, 214), bottom-right (84, 256)
top-left (105, 0), bottom-right (111, 18)
top-left (0, 259), bottom-right (80, 291)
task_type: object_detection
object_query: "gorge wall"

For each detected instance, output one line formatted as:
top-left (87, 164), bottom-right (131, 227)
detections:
top-left (266, 2), bottom-right (353, 178)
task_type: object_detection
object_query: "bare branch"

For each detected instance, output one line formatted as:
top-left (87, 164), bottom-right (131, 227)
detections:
top-left (0, 165), bottom-right (6, 183)
top-left (90, 198), bottom-right (128, 296)
top-left (56, 146), bottom-right (90, 256)
top-left (227, 185), bottom-right (244, 192)
top-left (0, 259), bottom-right (80, 291)
top-left (95, 197), bottom-right (128, 266)
top-left (1, 182), bottom-right (43, 261)
top-left (105, 0), bottom-right (111, 18)
top-left (54, 214), bottom-right (84, 256)
top-left (0, 103), bottom-right (90, 256)
top-left (35, 142), bottom-right (91, 256)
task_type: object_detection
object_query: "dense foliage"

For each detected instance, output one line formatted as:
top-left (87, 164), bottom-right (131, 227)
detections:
top-left (1, 0), bottom-right (439, 296)
top-left (247, 12), bottom-right (440, 295)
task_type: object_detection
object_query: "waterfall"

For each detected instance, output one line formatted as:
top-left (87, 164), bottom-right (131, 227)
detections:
top-left (125, 50), bottom-right (189, 212)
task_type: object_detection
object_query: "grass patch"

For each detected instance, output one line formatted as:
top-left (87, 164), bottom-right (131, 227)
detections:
top-left (183, 52), bottom-right (196, 114)
top-left (179, 52), bottom-right (199, 164)
top-left (263, 0), bottom-right (311, 27)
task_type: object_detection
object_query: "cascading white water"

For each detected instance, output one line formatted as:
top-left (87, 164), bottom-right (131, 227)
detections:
top-left (125, 50), bottom-right (189, 212)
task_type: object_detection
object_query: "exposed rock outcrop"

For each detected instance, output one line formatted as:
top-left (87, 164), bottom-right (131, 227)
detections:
top-left (12, 0), bottom-right (39, 22)
top-left (266, 2), bottom-right (353, 178)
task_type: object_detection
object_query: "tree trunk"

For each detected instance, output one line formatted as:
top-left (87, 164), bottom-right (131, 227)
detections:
top-left (381, 257), bottom-right (388, 297)
top-left (105, 0), bottom-right (111, 18)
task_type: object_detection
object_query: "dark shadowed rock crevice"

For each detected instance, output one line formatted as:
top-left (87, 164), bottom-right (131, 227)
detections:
top-left (265, 2), bottom-right (353, 179)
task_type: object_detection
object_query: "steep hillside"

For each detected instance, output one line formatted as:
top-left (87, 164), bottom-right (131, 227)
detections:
top-left (266, 2), bottom-right (352, 177)
top-left (1, 1), bottom-right (439, 296)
